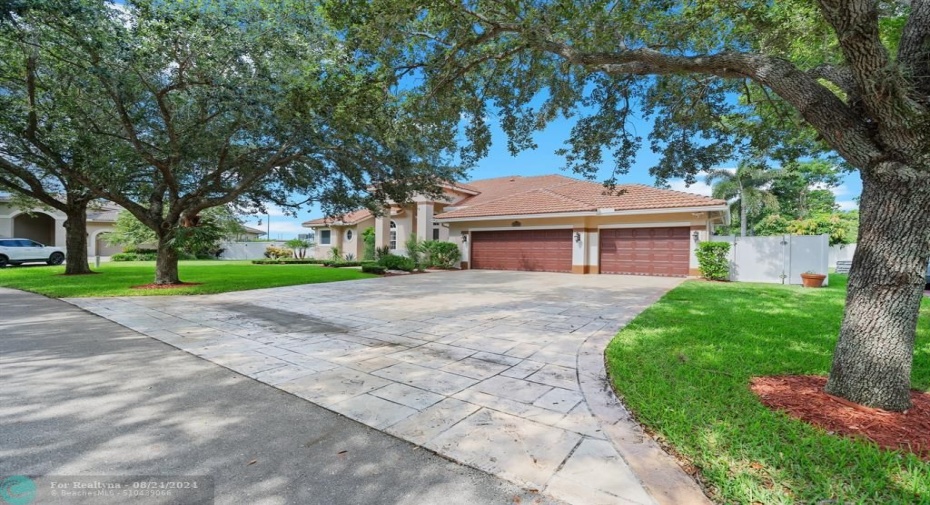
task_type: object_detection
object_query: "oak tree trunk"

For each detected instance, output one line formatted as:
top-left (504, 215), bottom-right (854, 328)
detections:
top-left (825, 168), bottom-right (930, 411)
top-left (154, 233), bottom-right (181, 285)
top-left (62, 201), bottom-right (93, 275)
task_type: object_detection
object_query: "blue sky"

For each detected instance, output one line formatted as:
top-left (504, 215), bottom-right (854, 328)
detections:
top-left (259, 114), bottom-right (863, 240)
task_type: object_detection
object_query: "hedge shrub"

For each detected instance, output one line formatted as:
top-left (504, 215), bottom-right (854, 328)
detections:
top-left (110, 252), bottom-right (157, 261)
top-left (264, 245), bottom-right (293, 259)
top-left (378, 254), bottom-right (415, 272)
top-left (695, 241), bottom-right (731, 281)
top-left (423, 240), bottom-right (461, 268)
top-left (251, 259), bottom-right (325, 265)
top-left (361, 264), bottom-right (387, 274)
top-left (323, 260), bottom-right (363, 267)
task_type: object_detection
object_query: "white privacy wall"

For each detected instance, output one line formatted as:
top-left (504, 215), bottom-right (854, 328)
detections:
top-left (219, 241), bottom-right (288, 260)
top-left (714, 234), bottom-right (830, 285)
top-left (829, 244), bottom-right (857, 267)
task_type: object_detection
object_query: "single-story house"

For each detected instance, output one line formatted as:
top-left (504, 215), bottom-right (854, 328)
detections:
top-left (231, 225), bottom-right (267, 241)
top-left (0, 196), bottom-right (121, 256)
top-left (304, 174), bottom-right (729, 276)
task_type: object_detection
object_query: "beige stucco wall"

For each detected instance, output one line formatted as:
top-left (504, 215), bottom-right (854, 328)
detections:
top-left (0, 203), bottom-right (66, 246)
top-left (446, 210), bottom-right (719, 275)
top-left (310, 215), bottom-right (375, 260)
top-left (87, 223), bottom-right (117, 256)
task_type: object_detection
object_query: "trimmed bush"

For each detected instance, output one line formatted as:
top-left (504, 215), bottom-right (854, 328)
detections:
top-left (110, 252), bottom-right (157, 261)
top-left (423, 240), bottom-right (461, 268)
top-left (378, 254), bottom-right (415, 272)
top-left (323, 260), bottom-right (363, 267)
top-left (251, 259), bottom-right (325, 265)
top-left (264, 245), bottom-right (292, 259)
top-left (361, 264), bottom-right (387, 274)
top-left (695, 241), bottom-right (731, 281)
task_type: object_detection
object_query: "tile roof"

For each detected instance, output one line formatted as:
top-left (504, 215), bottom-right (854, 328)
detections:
top-left (435, 175), bottom-right (727, 220)
top-left (302, 208), bottom-right (373, 227)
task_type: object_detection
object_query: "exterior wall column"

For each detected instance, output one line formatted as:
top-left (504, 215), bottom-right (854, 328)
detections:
top-left (54, 218), bottom-right (66, 247)
top-left (374, 212), bottom-right (391, 250)
top-left (571, 227), bottom-right (587, 274)
top-left (459, 230), bottom-right (470, 269)
top-left (416, 202), bottom-right (434, 241)
top-left (587, 229), bottom-right (600, 274)
top-left (688, 219), bottom-right (710, 277)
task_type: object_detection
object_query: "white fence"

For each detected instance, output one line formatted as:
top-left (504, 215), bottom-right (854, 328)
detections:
top-left (714, 234), bottom-right (830, 285)
top-left (218, 241), bottom-right (287, 260)
top-left (829, 243), bottom-right (857, 267)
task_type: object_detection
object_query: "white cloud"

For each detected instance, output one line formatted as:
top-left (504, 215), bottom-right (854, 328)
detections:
top-left (837, 200), bottom-right (859, 211)
top-left (668, 179), bottom-right (714, 197)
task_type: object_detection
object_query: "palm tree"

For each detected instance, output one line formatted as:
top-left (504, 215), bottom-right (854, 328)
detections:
top-left (706, 162), bottom-right (781, 237)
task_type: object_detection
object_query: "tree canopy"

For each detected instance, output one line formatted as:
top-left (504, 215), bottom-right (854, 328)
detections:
top-left (328, 0), bottom-right (930, 412)
top-left (1, 0), bottom-right (462, 283)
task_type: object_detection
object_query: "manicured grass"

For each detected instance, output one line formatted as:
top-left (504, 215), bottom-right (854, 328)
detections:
top-left (606, 275), bottom-right (930, 504)
top-left (0, 260), bottom-right (376, 297)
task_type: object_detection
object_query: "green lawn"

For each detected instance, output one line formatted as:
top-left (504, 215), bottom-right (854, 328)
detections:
top-left (606, 275), bottom-right (930, 504)
top-left (0, 261), bottom-right (376, 297)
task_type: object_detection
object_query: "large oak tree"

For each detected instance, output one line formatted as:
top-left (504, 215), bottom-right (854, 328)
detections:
top-left (2, 0), bottom-right (459, 284)
top-left (331, 0), bottom-right (930, 411)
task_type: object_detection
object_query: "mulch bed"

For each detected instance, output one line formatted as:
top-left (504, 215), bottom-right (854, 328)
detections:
top-left (130, 282), bottom-right (203, 290)
top-left (750, 375), bottom-right (930, 460)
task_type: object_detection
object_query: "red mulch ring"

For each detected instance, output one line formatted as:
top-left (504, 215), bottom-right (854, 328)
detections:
top-left (130, 282), bottom-right (203, 290)
top-left (750, 375), bottom-right (930, 460)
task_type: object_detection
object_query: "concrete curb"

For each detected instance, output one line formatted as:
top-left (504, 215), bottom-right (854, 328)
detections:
top-left (576, 328), bottom-right (713, 505)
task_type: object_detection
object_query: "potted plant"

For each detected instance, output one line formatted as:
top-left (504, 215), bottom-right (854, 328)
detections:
top-left (800, 271), bottom-right (827, 288)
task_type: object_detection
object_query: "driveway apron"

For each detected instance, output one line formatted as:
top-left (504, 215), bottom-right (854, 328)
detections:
top-left (67, 270), bottom-right (706, 505)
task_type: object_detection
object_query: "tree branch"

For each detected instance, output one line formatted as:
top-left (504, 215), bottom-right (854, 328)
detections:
top-left (524, 36), bottom-right (880, 168)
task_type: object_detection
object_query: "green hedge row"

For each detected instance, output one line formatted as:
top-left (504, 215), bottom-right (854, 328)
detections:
top-left (251, 259), bottom-right (326, 265)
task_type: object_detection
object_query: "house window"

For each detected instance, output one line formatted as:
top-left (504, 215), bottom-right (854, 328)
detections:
top-left (320, 229), bottom-right (331, 245)
top-left (432, 225), bottom-right (440, 241)
top-left (346, 229), bottom-right (353, 241)
top-left (389, 221), bottom-right (397, 250)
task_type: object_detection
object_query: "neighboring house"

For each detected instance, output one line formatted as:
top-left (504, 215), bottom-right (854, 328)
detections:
top-left (303, 174), bottom-right (729, 276)
top-left (0, 196), bottom-right (120, 257)
top-left (230, 225), bottom-right (267, 241)
top-left (1, 195), bottom-right (268, 258)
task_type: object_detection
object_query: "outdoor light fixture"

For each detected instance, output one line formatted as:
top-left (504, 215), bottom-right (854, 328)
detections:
top-left (692, 231), bottom-right (700, 242)
top-left (461, 232), bottom-right (468, 243)
top-left (574, 232), bottom-right (582, 243)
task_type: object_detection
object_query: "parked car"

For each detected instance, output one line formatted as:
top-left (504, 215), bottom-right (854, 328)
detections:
top-left (0, 238), bottom-right (66, 267)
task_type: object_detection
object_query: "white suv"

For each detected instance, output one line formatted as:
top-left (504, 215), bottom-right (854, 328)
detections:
top-left (0, 238), bottom-right (66, 267)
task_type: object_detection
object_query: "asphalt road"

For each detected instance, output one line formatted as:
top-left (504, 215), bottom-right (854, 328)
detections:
top-left (0, 287), bottom-right (561, 505)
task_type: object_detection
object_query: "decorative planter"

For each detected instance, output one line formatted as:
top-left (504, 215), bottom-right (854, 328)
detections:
top-left (800, 273), bottom-right (827, 288)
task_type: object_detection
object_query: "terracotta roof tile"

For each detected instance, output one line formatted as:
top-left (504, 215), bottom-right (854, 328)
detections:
top-left (302, 208), bottom-right (373, 226)
top-left (435, 175), bottom-right (726, 219)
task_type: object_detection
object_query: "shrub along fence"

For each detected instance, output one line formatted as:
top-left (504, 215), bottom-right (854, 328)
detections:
top-left (710, 234), bottom-right (830, 285)
top-left (219, 241), bottom-right (288, 260)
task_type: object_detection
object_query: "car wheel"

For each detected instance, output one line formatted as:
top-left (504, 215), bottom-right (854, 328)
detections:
top-left (48, 252), bottom-right (65, 265)
top-left (0, 255), bottom-right (7, 268)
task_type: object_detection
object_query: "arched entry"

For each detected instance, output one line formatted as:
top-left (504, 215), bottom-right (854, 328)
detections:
top-left (95, 232), bottom-right (123, 256)
top-left (13, 213), bottom-right (55, 246)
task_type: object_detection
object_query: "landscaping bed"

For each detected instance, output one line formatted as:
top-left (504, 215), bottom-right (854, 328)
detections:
top-left (606, 274), bottom-right (930, 503)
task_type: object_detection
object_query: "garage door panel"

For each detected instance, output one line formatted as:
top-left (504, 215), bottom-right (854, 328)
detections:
top-left (599, 227), bottom-right (690, 277)
top-left (472, 230), bottom-right (572, 273)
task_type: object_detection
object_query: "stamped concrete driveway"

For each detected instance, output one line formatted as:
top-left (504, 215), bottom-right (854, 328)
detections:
top-left (68, 270), bottom-right (706, 505)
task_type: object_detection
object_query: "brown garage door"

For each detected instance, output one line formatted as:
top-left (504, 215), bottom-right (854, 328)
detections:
top-left (600, 227), bottom-right (690, 276)
top-left (471, 229), bottom-right (572, 273)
